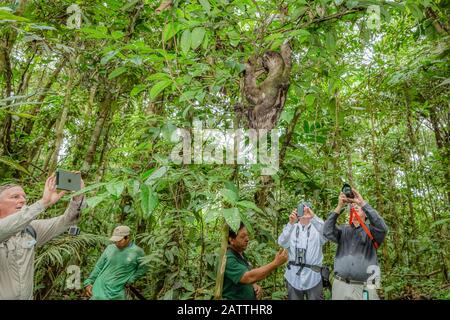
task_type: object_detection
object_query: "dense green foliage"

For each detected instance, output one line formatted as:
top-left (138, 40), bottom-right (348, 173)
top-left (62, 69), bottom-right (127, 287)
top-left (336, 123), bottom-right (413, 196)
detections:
top-left (0, 0), bottom-right (448, 299)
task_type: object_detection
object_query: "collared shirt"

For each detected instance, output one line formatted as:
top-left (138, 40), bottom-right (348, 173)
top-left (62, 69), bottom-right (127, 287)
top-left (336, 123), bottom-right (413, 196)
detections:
top-left (323, 203), bottom-right (388, 282)
top-left (0, 199), bottom-right (85, 300)
top-left (84, 242), bottom-right (148, 300)
top-left (222, 248), bottom-right (256, 300)
top-left (277, 216), bottom-right (327, 290)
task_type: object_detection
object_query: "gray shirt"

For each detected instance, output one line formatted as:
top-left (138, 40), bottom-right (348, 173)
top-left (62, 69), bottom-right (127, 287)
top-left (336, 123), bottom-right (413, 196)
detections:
top-left (323, 203), bottom-right (388, 282)
top-left (0, 199), bottom-right (85, 299)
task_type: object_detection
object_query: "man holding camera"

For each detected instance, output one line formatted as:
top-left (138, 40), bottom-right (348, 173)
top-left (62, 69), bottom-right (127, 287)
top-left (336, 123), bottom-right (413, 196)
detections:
top-left (222, 222), bottom-right (288, 300)
top-left (324, 186), bottom-right (388, 300)
top-left (278, 203), bottom-right (327, 300)
top-left (0, 173), bottom-right (85, 300)
top-left (84, 225), bottom-right (148, 300)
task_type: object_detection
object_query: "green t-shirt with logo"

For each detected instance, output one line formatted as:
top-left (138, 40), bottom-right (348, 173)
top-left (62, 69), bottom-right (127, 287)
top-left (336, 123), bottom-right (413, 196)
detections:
top-left (222, 248), bottom-right (256, 300)
top-left (84, 243), bottom-right (148, 300)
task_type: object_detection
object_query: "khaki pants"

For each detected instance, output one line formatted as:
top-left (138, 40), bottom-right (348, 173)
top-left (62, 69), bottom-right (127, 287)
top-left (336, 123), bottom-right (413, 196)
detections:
top-left (331, 277), bottom-right (379, 300)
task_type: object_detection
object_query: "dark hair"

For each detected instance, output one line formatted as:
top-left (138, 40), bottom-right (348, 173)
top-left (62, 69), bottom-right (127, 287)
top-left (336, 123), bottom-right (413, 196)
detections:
top-left (228, 222), bottom-right (245, 244)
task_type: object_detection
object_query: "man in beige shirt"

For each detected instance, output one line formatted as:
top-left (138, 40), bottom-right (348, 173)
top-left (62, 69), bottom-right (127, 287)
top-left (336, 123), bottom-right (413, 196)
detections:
top-left (0, 174), bottom-right (86, 300)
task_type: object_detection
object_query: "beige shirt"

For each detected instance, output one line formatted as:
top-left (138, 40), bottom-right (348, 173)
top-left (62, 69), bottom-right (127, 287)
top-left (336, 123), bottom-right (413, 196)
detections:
top-left (0, 199), bottom-right (85, 300)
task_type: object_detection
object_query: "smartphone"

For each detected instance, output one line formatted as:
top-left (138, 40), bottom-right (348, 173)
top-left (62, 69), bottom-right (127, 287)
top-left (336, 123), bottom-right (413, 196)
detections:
top-left (56, 169), bottom-right (81, 191)
top-left (297, 202), bottom-right (311, 218)
top-left (297, 203), bottom-right (306, 218)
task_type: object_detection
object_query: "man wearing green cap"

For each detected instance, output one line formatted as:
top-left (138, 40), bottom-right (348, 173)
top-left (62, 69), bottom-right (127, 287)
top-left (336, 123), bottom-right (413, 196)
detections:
top-left (84, 225), bottom-right (148, 300)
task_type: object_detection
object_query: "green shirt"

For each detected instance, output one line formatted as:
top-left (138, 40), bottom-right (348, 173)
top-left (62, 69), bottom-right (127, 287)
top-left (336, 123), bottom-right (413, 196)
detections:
top-left (222, 248), bottom-right (256, 300)
top-left (84, 243), bottom-right (147, 300)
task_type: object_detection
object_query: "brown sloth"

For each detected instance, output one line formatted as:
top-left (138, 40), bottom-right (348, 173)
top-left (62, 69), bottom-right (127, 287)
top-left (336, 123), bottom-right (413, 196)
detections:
top-left (244, 42), bottom-right (292, 130)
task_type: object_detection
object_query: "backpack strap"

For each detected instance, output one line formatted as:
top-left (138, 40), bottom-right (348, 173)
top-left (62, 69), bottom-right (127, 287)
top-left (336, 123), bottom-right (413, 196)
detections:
top-left (25, 225), bottom-right (37, 240)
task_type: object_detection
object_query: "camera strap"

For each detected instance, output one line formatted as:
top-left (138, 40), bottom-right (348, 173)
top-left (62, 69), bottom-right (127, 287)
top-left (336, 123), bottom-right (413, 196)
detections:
top-left (349, 207), bottom-right (379, 250)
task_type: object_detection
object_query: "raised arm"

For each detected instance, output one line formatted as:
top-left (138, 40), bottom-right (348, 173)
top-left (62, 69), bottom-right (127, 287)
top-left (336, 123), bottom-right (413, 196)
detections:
top-left (277, 209), bottom-right (297, 248)
top-left (0, 201), bottom-right (45, 242)
top-left (30, 197), bottom-right (86, 247)
top-left (363, 203), bottom-right (388, 245)
top-left (323, 192), bottom-right (347, 243)
top-left (0, 175), bottom-right (66, 242)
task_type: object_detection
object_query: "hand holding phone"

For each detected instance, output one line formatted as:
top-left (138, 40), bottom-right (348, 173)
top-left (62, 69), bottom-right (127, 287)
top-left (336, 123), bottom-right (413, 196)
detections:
top-left (56, 169), bottom-right (81, 191)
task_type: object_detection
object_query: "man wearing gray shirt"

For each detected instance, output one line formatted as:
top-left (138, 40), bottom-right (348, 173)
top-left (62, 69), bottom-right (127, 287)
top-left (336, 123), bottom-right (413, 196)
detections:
top-left (0, 174), bottom-right (85, 299)
top-left (324, 187), bottom-right (388, 300)
top-left (278, 204), bottom-right (327, 300)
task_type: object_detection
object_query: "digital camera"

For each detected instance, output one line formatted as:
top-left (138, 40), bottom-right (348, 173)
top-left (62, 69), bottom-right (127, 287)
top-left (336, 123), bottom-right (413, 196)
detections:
top-left (342, 183), bottom-right (354, 199)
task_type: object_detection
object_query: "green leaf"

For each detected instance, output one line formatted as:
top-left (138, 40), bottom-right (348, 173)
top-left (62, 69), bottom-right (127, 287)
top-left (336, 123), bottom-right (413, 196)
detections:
top-left (71, 182), bottom-right (108, 197)
top-left (227, 30), bottom-right (240, 47)
top-left (237, 200), bottom-right (263, 213)
top-left (288, 29), bottom-right (310, 43)
top-left (130, 84), bottom-right (147, 97)
top-left (220, 188), bottom-right (239, 205)
top-left (80, 26), bottom-right (110, 39)
top-left (191, 27), bottom-right (206, 50)
top-left (144, 166), bottom-right (168, 186)
top-left (111, 31), bottom-right (124, 40)
top-left (101, 50), bottom-right (120, 65)
top-left (221, 208), bottom-right (241, 232)
top-left (180, 29), bottom-right (191, 54)
top-left (7, 111), bottom-right (36, 119)
top-left (106, 181), bottom-right (125, 198)
top-left (147, 73), bottom-right (170, 81)
top-left (108, 66), bottom-right (127, 79)
top-left (305, 94), bottom-right (316, 107)
top-left (437, 78), bottom-right (450, 87)
top-left (0, 156), bottom-right (30, 175)
top-left (224, 181), bottom-right (239, 197)
top-left (140, 184), bottom-right (158, 218)
top-left (86, 194), bottom-right (108, 208)
top-left (265, 32), bottom-right (284, 42)
top-left (149, 79), bottom-right (172, 100)
top-left (431, 217), bottom-right (450, 228)
top-left (0, 9), bottom-right (29, 22)
top-left (239, 210), bottom-right (253, 234)
top-left (163, 22), bottom-right (181, 42)
top-left (204, 209), bottom-right (221, 223)
top-left (199, 0), bottom-right (211, 14)
top-left (326, 32), bottom-right (335, 51)
top-left (30, 24), bottom-right (56, 31)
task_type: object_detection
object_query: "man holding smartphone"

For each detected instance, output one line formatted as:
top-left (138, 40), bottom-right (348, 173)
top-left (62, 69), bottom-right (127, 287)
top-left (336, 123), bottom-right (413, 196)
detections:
top-left (0, 173), bottom-right (85, 300)
top-left (277, 202), bottom-right (327, 300)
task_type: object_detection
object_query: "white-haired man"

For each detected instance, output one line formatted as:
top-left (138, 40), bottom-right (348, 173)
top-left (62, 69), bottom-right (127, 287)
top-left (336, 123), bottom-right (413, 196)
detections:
top-left (0, 174), bottom-right (85, 300)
